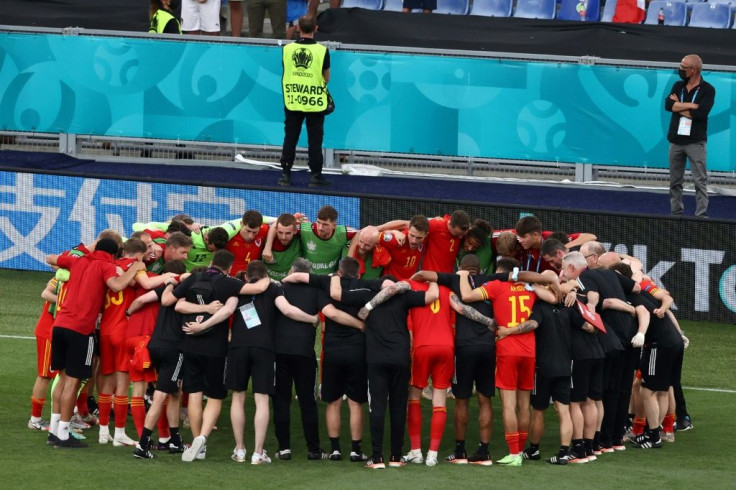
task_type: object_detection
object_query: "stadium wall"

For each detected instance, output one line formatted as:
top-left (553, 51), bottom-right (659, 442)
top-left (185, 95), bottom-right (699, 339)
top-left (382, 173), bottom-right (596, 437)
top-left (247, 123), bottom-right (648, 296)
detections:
top-left (1, 29), bottom-right (735, 170)
top-left (1, 170), bottom-right (734, 324)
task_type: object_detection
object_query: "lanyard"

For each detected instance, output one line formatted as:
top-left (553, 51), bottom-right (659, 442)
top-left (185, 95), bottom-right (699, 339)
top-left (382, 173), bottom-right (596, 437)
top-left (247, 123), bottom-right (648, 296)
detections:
top-left (681, 87), bottom-right (700, 104)
top-left (526, 252), bottom-right (541, 273)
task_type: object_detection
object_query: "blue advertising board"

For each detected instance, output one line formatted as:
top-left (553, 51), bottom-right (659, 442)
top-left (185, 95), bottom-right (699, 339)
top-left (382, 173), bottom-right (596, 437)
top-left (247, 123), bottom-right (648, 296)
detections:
top-left (0, 171), bottom-right (359, 271)
top-left (0, 31), bottom-right (734, 169)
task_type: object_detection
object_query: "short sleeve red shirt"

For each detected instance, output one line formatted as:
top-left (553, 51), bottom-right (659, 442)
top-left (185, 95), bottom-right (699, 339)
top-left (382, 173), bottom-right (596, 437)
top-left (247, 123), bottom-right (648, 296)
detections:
top-left (422, 215), bottom-right (461, 273)
top-left (34, 278), bottom-right (58, 339)
top-left (126, 280), bottom-right (160, 338)
top-left (408, 281), bottom-right (455, 349)
top-left (380, 230), bottom-right (422, 280)
top-left (54, 251), bottom-right (119, 335)
top-left (479, 280), bottom-right (537, 357)
top-left (226, 223), bottom-right (270, 276)
top-left (99, 257), bottom-right (138, 337)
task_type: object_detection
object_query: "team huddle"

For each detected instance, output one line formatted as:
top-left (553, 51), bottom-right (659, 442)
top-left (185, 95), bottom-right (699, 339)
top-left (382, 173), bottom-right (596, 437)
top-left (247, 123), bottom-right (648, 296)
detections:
top-left (29, 205), bottom-right (693, 468)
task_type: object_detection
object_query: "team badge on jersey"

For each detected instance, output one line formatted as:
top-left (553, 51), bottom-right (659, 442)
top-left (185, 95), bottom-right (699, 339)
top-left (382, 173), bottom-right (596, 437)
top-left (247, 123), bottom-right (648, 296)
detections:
top-left (307, 240), bottom-right (317, 252)
top-left (383, 232), bottom-right (393, 242)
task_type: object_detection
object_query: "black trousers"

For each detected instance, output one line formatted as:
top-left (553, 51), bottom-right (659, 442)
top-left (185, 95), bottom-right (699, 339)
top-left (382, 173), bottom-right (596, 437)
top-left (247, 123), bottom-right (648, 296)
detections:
top-left (280, 108), bottom-right (325, 175)
top-left (600, 350), bottom-right (624, 445)
top-left (272, 353), bottom-right (320, 453)
top-left (367, 362), bottom-right (410, 460)
top-left (613, 346), bottom-right (640, 441)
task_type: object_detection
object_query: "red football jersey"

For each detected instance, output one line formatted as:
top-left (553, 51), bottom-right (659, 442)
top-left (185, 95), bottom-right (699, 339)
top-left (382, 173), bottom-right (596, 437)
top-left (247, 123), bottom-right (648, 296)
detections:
top-left (422, 215), bottom-right (461, 273)
top-left (381, 229), bottom-right (422, 280)
top-left (99, 257), bottom-right (138, 337)
top-left (479, 280), bottom-right (536, 357)
top-left (126, 279), bottom-right (160, 338)
top-left (54, 251), bottom-right (119, 335)
top-left (408, 281), bottom-right (454, 349)
top-left (226, 223), bottom-right (270, 276)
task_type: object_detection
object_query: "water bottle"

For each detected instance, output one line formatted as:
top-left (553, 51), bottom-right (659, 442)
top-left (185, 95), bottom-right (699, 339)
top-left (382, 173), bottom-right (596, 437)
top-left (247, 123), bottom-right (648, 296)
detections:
top-left (577, 0), bottom-right (587, 21)
top-left (658, 7), bottom-right (665, 25)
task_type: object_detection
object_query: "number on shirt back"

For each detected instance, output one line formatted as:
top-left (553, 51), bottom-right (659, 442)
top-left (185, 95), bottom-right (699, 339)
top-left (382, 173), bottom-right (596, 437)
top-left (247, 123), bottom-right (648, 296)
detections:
top-left (506, 294), bottom-right (531, 327)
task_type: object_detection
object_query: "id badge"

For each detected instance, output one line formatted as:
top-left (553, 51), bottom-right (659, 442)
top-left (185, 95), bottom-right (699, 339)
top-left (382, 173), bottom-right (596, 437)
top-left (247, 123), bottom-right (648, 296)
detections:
top-left (677, 116), bottom-right (692, 136)
top-left (239, 302), bottom-right (262, 329)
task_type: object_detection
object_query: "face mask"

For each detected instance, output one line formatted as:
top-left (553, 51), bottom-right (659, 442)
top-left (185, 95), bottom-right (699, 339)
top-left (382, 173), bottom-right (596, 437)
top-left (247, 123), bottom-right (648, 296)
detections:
top-left (678, 69), bottom-right (690, 82)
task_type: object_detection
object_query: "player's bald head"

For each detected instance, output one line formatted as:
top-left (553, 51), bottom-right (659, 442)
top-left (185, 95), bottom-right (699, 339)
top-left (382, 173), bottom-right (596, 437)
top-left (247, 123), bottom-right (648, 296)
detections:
top-left (598, 252), bottom-right (621, 269)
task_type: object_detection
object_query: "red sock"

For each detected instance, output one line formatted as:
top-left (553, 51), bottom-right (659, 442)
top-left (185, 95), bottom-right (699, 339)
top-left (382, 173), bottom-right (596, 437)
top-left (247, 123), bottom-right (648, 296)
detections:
top-left (31, 397), bottom-right (46, 418)
top-left (633, 417), bottom-right (647, 436)
top-left (157, 414), bottom-right (171, 441)
top-left (662, 413), bottom-right (675, 434)
top-left (131, 396), bottom-right (146, 438)
top-left (157, 397), bottom-right (171, 439)
top-left (98, 393), bottom-right (113, 426)
top-left (407, 399), bottom-right (422, 450)
top-left (181, 392), bottom-right (188, 409)
top-left (76, 387), bottom-right (89, 417)
top-left (505, 432), bottom-right (520, 455)
top-left (113, 395), bottom-right (129, 429)
top-left (518, 430), bottom-right (528, 450)
top-left (429, 406), bottom-right (447, 452)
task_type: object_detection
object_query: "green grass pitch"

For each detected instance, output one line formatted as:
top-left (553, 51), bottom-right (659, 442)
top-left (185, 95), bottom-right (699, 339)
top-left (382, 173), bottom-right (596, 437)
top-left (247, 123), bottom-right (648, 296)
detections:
top-left (1, 269), bottom-right (735, 488)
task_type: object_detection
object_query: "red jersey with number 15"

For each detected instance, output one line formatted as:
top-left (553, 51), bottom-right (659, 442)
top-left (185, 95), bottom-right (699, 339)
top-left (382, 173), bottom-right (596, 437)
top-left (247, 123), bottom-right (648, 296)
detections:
top-left (479, 280), bottom-right (536, 357)
top-left (380, 229), bottom-right (423, 281)
top-left (408, 281), bottom-right (454, 349)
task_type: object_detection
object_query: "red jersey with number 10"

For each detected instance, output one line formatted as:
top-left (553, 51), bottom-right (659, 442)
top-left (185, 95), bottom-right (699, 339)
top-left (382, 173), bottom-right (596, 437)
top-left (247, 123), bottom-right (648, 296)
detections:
top-left (408, 281), bottom-right (454, 349)
top-left (381, 229), bottom-right (423, 281)
top-left (479, 280), bottom-right (536, 357)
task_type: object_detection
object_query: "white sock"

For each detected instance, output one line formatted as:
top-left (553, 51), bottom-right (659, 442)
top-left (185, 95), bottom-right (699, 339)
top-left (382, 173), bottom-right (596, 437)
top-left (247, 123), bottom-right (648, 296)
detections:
top-left (114, 427), bottom-right (126, 438)
top-left (58, 421), bottom-right (71, 441)
top-left (31, 415), bottom-right (42, 424)
top-left (99, 424), bottom-right (110, 435)
top-left (49, 413), bottom-right (61, 436)
top-left (427, 450), bottom-right (438, 459)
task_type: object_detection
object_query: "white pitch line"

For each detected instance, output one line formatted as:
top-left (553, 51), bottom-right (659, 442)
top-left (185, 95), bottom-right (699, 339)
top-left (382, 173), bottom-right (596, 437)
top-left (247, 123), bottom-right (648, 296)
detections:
top-left (683, 386), bottom-right (736, 394)
top-left (1, 335), bottom-right (735, 394)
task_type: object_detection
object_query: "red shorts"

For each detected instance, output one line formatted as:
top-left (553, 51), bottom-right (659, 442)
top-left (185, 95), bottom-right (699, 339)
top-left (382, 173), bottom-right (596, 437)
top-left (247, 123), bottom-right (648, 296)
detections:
top-left (99, 334), bottom-right (129, 375)
top-left (410, 345), bottom-right (454, 390)
top-left (495, 355), bottom-right (535, 391)
top-left (126, 336), bottom-right (156, 383)
top-left (36, 335), bottom-right (57, 378)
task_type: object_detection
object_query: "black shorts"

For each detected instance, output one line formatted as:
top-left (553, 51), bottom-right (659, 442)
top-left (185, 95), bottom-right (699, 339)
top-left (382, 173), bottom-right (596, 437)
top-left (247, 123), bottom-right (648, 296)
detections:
top-left (321, 348), bottom-right (368, 403)
top-left (570, 358), bottom-right (603, 402)
top-left (226, 346), bottom-right (276, 395)
top-left (51, 326), bottom-right (95, 380)
top-left (532, 373), bottom-right (571, 409)
top-left (640, 343), bottom-right (684, 392)
top-left (452, 345), bottom-right (495, 399)
top-left (181, 352), bottom-right (227, 400)
top-left (403, 0), bottom-right (437, 9)
top-left (149, 346), bottom-right (183, 395)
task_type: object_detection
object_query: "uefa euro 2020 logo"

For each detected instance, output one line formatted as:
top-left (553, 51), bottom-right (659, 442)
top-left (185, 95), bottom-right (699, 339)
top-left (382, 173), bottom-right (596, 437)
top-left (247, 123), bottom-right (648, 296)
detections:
top-left (292, 48), bottom-right (313, 70)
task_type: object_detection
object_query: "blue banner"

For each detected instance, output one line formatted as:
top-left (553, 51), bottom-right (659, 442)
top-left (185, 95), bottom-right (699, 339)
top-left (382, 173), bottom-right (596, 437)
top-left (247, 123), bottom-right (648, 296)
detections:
top-left (0, 171), bottom-right (359, 271)
top-left (0, 31), bottom-right (733, 169)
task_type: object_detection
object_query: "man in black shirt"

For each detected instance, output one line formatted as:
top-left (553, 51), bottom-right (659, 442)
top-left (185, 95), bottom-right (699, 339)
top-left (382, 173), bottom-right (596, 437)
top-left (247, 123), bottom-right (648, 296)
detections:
top-left (506, 299), bottom-right (584, 465)
top-left (665, 54), bottom-right (716, 217)
top-left (561, 251), bottom-right (638, 458)
top-left (282, 257), bottom-right (379, 462)
top-left (227, 261), bottom-right (321, 465)
top-left (165, 250), bottom-right (270, 463)
top-left (335, 276), bottom-right (437, 469)
top-left (273, 258), bottom-right (330, 461)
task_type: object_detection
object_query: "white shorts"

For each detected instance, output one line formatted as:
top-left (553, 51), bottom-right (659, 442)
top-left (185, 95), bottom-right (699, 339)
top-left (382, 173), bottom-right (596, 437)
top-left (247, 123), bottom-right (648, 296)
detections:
top-left (181, 0), bottom-right (222, 33)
